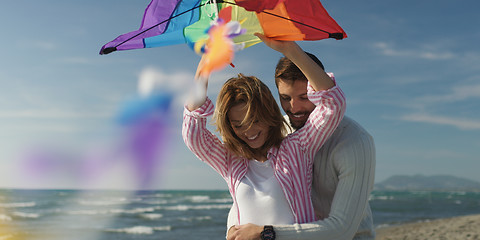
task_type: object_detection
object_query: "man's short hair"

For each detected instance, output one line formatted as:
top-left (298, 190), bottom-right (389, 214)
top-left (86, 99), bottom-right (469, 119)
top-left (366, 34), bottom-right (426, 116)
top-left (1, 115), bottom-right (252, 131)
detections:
top-left (274, 52), bottom-right (324, 86)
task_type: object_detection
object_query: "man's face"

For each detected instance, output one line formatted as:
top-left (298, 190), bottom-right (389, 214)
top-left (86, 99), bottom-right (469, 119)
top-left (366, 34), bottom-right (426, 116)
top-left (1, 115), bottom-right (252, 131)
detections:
top-left (277, 80), bottom-right (315, 130)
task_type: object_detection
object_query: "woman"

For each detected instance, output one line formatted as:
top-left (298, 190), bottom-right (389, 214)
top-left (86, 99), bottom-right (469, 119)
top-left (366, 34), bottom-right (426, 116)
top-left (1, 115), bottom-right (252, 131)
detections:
top-left (183, 36), bottom-right (346, 230)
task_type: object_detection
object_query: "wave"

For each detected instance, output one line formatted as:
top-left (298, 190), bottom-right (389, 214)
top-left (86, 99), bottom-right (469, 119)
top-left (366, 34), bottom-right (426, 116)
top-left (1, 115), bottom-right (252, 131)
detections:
top-left (67, 209), bottom-right (107, 215)
top-left (0, 202), bottom-right (36, 208)
top-left (67, 207), bottom-right (156, 216)
top-left (209, 198), bottom-right (233, 203)
top-left (159, 204), bottom-right (232, 211)
top-left (0, 212), bottom-right (40, 221)
top-left (178, 216), bottom-right (212, 222)
top-left (105, 225), bottom-right (171, 235)
top-left (186, 195), bottom-right (232, 204)
top-left (0, 214), bottom-right (12, 222)
top-left (141, 199), bottom-right (168, 205)
top-left (151, 193), bottom-right (173, 198)
top-left (370, 195), bottom-right (394, 200)
top-left (12, 211), bottom-right (40, 219)
top-left (77, 198), bottom-right (131, 206)
top-left (110, 207), bottom-right (156, 214)
top-left (188, 195), bottom-right (210, 202)
top-left (64, 203), bottom-right (229, 217)
top-left (140, 213), bottom-right (163, 220)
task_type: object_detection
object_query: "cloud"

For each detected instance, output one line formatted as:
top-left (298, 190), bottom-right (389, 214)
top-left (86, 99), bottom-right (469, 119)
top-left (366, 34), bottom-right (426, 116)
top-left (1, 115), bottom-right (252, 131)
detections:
top-left (417, 83), bottom-right (480, 103)
top-left (2, 123), bottom-right (86, 134)
top-left (138, 67), bottom-right (192, 93)
top-left (372, 42), bottom-right (455, 60)
top-left (136, 66), bottom-right (231, 109)
top-left (390, 83), bottom-right (480, 113)
top-left (400, 113), bottom-right (480, 130)
top-left (136, 67), bottom-right (194, 111)
top-left (0, 109), bottom-right (109, 119)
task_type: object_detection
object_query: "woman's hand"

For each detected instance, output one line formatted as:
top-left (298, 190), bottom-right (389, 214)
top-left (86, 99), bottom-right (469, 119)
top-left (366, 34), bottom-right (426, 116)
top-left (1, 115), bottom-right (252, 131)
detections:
top-left (254, 33), bottom-right (301, 58)
top-left (255, 32), bottom-right (333, 91)
top-left (227, 223), bottom-right (263, 240)
top-left (186, 55), bottom-right (209, 111)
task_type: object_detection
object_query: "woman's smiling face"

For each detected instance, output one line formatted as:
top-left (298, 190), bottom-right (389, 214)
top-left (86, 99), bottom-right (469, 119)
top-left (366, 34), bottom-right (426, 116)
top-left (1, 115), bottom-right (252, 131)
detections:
top-left (228, 103), bottom-right (269, 150)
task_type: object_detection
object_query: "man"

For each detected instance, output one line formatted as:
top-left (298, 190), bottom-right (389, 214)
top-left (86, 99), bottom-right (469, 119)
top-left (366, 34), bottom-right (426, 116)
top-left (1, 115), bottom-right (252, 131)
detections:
top-left (227, 36), bottom-right (376, 240)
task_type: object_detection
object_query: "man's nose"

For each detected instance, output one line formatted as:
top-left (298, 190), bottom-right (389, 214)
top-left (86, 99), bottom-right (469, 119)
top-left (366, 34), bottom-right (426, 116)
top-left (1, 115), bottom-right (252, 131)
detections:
top-left (290, 99), bottom-right (301, 113)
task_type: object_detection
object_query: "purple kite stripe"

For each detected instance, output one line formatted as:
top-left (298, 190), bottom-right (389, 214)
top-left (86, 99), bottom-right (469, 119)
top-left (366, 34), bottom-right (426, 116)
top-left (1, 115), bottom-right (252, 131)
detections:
top-left (100, 0), bottom-right (185, 51)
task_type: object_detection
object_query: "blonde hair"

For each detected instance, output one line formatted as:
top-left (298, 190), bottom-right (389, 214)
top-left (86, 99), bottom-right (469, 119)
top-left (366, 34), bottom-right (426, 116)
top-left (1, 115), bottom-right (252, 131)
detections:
top-left (213, 74), bottom-right (287, 160)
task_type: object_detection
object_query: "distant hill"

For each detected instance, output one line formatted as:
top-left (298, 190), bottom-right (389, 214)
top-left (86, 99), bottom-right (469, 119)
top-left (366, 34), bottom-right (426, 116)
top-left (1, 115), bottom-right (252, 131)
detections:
top-left (375, 175), bottom-right (480, 191)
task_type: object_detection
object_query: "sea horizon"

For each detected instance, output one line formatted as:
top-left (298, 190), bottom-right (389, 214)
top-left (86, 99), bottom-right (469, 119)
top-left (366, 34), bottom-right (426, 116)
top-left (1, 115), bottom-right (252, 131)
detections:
top-left (1, 189), bottom-right (479, 239)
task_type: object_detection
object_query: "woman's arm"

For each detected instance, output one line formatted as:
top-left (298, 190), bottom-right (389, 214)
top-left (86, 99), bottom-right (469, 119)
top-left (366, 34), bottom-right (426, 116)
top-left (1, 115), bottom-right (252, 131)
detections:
top-left (186, 55), bottom-right (209, 111)
top-left (183, 98), bottom-right (231, 178)
top-left (255, 33), bottom-right (334, 91)
top-left (297, 73), bottom-right (346, 159)
top-left (257, 33), bottom-right (345, 158)
top-left (183, 56), bottom-right (230, 177)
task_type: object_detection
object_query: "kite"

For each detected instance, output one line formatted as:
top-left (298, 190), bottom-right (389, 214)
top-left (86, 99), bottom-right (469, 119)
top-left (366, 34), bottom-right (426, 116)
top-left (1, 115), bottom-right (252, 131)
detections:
top-left (194, 6), bottom-right (246, 77)
top-left (99, 0), bottom-right (346, 55)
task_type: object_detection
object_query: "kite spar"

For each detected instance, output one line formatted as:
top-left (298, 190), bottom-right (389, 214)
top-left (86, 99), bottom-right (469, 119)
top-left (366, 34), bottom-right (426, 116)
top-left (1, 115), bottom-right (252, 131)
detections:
top-left (99, 0), bottom-right (346, 55)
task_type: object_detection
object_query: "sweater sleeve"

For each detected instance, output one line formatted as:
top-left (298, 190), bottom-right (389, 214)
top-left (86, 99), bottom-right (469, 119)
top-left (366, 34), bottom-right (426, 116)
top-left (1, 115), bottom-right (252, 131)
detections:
top-left (182, 98), bottom-right (229, 178)
top-left (274, 126), bottom-right (376, 240)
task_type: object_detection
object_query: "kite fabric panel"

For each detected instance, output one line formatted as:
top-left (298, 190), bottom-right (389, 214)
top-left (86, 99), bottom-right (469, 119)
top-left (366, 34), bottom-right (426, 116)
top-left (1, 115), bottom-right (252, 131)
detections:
top-left (99, 0), bottom-right (346, 55)
top-left (251, 0), bottom-right (347, 41)
top-left (234, 0), bottom-right (283, 12)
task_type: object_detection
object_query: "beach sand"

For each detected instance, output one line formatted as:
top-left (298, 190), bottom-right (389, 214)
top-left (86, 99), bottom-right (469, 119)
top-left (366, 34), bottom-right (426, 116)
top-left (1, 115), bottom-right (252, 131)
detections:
top-left (375, 214), bottom-right (480, 240)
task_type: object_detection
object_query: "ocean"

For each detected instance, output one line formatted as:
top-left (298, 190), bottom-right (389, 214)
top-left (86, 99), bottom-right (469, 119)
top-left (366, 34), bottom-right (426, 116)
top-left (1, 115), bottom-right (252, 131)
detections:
top-left (1, 189), bottom-right (479, 239)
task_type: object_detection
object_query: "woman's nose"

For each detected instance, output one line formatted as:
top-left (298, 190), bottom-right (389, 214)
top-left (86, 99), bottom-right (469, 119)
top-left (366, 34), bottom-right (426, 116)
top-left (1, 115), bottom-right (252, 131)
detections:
top-left (244, 125), bottom-right (258, 136)
top-left (244, 128), bottom-right (254, 136)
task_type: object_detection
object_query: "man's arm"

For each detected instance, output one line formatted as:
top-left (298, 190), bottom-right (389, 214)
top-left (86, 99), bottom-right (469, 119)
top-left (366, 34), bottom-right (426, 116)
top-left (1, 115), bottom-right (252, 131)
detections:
top-left (274, 129), bottom-right (376, 240)
top-left (227, 127), bottom-right (376, 240)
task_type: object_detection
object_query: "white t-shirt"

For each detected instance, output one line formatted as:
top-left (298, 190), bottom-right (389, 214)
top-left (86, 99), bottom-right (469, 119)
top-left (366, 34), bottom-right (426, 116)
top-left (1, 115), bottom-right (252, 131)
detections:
top-left (236, 159), bottom-right (295, 225)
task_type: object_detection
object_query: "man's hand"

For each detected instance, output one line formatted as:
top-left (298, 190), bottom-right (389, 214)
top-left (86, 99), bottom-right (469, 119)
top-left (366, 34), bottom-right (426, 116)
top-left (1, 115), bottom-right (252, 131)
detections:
top-left (227, 223), bottom-right (263, 240)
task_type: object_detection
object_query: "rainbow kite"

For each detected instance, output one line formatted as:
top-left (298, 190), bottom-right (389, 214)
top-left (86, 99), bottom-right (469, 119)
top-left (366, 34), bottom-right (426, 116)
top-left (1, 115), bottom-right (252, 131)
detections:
top-left (99, 0), bottom-right (346, 55)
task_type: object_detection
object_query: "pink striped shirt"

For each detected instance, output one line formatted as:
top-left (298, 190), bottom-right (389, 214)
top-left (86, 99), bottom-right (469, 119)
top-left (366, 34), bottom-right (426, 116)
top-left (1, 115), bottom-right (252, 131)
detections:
top-left (182, 74), bottom-right (346, 224)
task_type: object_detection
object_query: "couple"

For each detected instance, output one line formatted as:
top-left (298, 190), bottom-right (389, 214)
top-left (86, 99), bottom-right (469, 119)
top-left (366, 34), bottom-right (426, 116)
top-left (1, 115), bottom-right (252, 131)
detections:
top-left (183, 34), bottom-right (375, 240)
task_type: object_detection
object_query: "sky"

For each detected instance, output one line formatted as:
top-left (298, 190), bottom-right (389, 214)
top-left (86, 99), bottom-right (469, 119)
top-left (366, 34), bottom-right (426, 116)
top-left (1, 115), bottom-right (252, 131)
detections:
top-left (0, 0), bottom-right (479, 190)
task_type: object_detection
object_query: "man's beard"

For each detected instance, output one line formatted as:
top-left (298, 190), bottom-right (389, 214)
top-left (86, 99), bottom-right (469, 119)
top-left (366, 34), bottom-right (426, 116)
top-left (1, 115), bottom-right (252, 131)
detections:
top-left (287, 111), bottom-right (310, 130)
